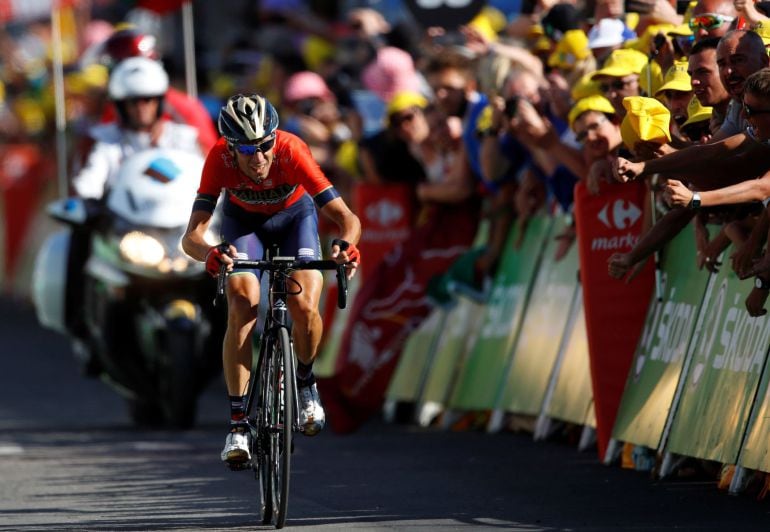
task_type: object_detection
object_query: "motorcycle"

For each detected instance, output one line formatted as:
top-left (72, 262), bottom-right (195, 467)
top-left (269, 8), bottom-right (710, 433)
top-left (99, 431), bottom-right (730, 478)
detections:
top-left (32, 148), bottom-right (225, 429)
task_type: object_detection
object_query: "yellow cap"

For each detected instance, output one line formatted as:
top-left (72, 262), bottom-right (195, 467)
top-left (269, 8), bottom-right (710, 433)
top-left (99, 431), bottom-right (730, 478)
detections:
top-left (547, 29), bottom-right (591, 70)
top-left (620, 96), bottom-right (672, 149)
top-left (386, 91), bottom-right (428, 121)
top-left (753, 21), bottom-right (770, 46)
top-left (65, 64), bottom-right (109, 94)
top-left (533, 35), bottom-right (553, 52)
top-left (571, 72), bottom-right (602, 100)
top-left (591, 48), bottom-right (648, 79)
top-left (468, 6), bottom-right (506, 42)
top-left (302, 35), bottom-right (336, 71)
top-left (568, 95), bottom-right (616, 129)
top-left (682, 95), bottom-right (713, 127)
top-left (655, 62), bottom-right (692, 95)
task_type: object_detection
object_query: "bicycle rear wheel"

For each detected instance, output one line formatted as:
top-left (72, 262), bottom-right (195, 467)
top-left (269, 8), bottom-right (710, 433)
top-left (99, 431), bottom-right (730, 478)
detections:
top-left (259, 326), bottom-right (294, 529)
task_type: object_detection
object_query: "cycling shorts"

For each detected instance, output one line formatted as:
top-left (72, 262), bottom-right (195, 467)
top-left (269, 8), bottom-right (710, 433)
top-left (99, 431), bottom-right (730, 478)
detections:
top-left (220, 193), bottom-right (322, 275)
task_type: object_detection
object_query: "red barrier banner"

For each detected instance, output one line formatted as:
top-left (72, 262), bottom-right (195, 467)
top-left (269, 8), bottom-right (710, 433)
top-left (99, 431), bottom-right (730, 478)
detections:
top-left (574, 180), bottom-right (654, 458)
top-left (319, 200), bottom-right (479, 433)
top-left (1, 144), bottom-right (49, 285)
top-left (353, 183), bottom-right (414, 280)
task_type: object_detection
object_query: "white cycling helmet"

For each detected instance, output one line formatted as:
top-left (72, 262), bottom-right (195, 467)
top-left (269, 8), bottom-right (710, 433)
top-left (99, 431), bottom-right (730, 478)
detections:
top-left (108, 56), bottom-right (169, 101)
top-left (218, 94), bottom-right (279, 144)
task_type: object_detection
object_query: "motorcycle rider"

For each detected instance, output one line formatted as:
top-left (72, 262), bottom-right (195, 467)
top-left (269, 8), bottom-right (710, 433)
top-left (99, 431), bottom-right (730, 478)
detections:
top-left (73, 56), bottom-right (202, 198)
top-left (181, 94), bottom-right (361, 464)
top-left (93, 25), bottom-right (219, 153)
top-left (66, 56), bottom-right (202, 365)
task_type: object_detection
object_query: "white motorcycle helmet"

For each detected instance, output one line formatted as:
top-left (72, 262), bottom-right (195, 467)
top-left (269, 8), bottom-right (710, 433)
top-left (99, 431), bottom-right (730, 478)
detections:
top-left (108, 56), bottom-right (169, 122)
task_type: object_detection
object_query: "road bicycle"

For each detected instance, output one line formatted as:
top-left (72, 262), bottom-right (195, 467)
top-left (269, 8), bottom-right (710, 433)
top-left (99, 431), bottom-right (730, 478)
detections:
top-left (217, 252), bottom-right (348, 528)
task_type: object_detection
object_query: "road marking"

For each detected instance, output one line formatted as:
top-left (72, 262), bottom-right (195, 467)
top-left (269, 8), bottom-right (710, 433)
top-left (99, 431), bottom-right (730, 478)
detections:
top-left (0, 443), bottom-right (24, 455)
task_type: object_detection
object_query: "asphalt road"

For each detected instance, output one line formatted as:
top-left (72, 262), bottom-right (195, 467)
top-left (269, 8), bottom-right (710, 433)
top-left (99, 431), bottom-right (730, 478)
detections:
top-left (2, 295), bottom-right (770, 531)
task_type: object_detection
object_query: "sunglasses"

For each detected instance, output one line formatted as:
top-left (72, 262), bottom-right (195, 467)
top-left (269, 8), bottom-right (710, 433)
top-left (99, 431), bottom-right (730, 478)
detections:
top-left (575, 116), bottom-right (609, 143)
top-left (391, 110), bottom-right (418, 127)
top-left (743, 102), bottom-right (770, 118)
top-left (599, 78), bottom-right (636, 93)
top-left (688, 13), bottom-right (735, 31)
top-left (234, 136), bottom-right (275, 156)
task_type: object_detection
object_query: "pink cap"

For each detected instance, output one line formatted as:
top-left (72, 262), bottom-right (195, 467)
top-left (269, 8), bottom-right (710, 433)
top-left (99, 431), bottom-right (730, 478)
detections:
top-left (361, 46), bottom-right (420, 102)
top-left (283, 71), bottom-right (335, 103)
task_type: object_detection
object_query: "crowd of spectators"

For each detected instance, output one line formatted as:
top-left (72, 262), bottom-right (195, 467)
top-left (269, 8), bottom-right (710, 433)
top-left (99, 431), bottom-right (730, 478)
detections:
top-left (7, 0), bottom-right (770, 319)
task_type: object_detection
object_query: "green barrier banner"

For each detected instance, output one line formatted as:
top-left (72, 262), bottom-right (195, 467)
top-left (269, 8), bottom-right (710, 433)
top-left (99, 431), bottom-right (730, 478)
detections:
top-left (738, 357), bottom-right (770, 472)
top-left (666, 245), bottom-right (770, 464)
top-left (500, 214), bottom-right (579, 415)
top-left (448, 215), bottom-right (552, 411)
top-left (612, 224), bottom-right (710, 449)
top-left (419, 297), bottom-right (486, 406)
top-left (545, 289), bottom-right (595, 426)
top-left (385, 308), bottom-right (445, 402)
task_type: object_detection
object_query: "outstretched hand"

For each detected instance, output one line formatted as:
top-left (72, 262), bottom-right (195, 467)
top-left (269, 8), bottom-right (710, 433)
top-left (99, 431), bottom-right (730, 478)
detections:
top-left (612, 157), bottom-right (645, 183)
top-left (608, 252), bottom-right (647, 283)
top-left (663, 179), bottom-right (694, 208)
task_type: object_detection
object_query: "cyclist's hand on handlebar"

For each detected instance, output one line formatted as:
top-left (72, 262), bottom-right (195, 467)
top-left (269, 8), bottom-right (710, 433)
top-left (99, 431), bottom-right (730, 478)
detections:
top-left (205, 242), bottom-right (236, 277)
top-left (331, 238), bottom-right (360, 280)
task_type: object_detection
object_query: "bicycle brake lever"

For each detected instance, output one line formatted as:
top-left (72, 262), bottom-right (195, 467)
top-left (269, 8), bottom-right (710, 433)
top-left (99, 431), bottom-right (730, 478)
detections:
top-left (214, 264), bottom-right (227, 307)
top-left (336, 264), bottom-right (348, 309)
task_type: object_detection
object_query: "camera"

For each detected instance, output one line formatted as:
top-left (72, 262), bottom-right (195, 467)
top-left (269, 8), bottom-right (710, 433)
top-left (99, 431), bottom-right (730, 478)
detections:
top-left (504, 97), bottom-right (521, 118)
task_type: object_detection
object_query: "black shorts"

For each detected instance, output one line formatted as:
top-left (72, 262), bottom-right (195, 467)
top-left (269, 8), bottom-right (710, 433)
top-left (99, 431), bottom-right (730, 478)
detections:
top-left (220, 193), bottom-right (322, 267)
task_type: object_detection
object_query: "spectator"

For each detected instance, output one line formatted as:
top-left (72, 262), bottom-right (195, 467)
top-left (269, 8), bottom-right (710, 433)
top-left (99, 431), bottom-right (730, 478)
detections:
top-left (591, 48), bottom-right (650, 116)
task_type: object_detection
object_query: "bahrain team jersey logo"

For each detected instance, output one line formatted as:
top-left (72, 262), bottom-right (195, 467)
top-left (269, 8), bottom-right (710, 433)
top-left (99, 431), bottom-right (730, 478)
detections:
top-left (230, 184), bottom-right (297, 205)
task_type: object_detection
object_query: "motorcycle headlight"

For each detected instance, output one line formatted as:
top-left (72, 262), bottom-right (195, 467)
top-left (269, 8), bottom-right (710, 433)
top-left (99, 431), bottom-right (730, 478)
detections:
top-left (119, 231), bottom-right (165, 267)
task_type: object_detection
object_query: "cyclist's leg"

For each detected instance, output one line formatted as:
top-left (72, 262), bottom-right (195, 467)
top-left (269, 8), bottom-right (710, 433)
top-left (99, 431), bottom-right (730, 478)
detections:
top-left (274, 197), bottom-right (326, 434)
top-left (220, 214), bottom-right (264, 463)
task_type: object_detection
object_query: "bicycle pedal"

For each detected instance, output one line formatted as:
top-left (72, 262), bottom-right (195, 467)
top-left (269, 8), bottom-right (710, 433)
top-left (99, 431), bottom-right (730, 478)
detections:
top-left (227, 460), bottom-right (252, 472)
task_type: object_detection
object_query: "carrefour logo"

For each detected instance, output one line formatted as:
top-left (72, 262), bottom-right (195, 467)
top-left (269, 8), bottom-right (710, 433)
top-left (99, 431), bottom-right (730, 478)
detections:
top-left (597, 200), bottom-right (642, 230)
top-left (365, 199), bottom-right (404, 227)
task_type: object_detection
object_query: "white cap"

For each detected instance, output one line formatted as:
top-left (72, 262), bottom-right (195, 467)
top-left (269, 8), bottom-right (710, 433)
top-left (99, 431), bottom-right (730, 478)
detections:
top-left (588, 18), bottom-right (627, 49)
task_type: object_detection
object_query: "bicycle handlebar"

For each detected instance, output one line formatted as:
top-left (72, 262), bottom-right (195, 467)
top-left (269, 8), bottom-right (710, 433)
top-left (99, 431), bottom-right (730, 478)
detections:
top-left (215, 258), bottom-right (349, 309)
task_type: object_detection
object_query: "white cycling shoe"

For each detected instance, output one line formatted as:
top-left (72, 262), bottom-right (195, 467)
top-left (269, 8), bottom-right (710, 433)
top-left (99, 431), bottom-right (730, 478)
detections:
top-left (221, 429), bottom-right (251, 464)
top-left (298, 382), bottom-right (325, 436)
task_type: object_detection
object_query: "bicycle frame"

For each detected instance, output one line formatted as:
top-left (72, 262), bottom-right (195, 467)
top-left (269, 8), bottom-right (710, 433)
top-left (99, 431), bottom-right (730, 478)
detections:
top-left (216, 253), bottom-right (347, 528)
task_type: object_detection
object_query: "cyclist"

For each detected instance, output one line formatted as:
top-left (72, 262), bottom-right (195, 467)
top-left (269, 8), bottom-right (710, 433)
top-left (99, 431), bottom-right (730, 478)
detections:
top-left (181, 93), bottom-right (361, 465)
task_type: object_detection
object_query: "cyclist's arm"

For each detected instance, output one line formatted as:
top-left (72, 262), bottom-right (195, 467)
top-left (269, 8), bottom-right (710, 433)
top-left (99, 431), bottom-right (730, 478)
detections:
top-left (319, 196), bottom-right (361, 247)
top-left (182, 209), bottom-right (215, 262)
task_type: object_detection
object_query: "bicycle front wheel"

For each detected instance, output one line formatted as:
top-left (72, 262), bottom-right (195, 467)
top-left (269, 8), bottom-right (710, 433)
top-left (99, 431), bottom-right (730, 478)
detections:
top-left (261, 326), bottom-right (294, 529)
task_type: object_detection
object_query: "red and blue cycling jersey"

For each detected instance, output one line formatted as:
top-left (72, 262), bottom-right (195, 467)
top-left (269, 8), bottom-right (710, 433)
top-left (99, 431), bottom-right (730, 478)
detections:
top-left (192, 130), bottom-right (339, 215)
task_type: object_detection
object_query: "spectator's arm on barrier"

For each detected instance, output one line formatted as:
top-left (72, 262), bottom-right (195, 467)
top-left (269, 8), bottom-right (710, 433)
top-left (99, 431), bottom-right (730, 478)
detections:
top-left (587, 158), bottom-right (614, 195)
top-left (616, 133), bottom-right (751, 185)
top-left (736, 208), bottom-right (770, 278)
top-left (667, 171), bottom-right (770, 208)
top-left (745, 281), bottom-right (770, 316)
top-left (608, 206), bottom-right (696, 279)
top-left (700, 228), bottom-right (730, 273)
